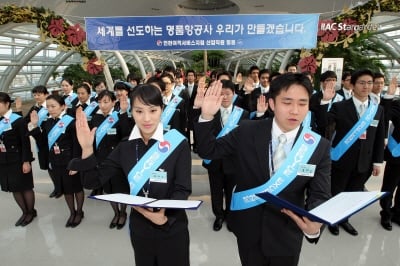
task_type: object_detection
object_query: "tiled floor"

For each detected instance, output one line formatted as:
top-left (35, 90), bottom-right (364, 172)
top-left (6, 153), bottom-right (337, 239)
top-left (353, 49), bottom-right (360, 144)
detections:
top-left (1, 151), bottom-right (399, 265)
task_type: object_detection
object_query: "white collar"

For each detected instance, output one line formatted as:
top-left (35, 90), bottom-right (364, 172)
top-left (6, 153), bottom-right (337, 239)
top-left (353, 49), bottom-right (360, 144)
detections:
top-left (77, 99), bottom-right (91, 106)
top-left (3, 109), bottom-right (13, 119)
top-left (128, 122), bottom-right (164, 142)
top-left (271, 119), bottom-right (299, 143)
top-left (96, 107), bottom-right (114, 115)
top-left (36, 102), bottom-right (47, 108)
top-left (353, 96), bottom-right (369, 107)
top-left (220, 104), bottom-right (233, 113)
top-left (49, 110), bottom-right (66, 120)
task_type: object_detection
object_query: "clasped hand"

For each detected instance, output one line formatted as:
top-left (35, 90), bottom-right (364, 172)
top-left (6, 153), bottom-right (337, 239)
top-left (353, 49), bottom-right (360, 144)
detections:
top-left (133, 206), bottom-right (168, 225)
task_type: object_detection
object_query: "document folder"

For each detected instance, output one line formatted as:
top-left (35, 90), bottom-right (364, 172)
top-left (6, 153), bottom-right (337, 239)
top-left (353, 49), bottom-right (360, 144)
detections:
top-left (256, 191), bottom-right (388, 226)
top-left (90, 193), bottom-right (203, 210)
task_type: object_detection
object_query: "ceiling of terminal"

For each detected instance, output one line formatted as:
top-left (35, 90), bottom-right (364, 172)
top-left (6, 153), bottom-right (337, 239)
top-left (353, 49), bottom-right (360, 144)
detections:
top-left (0, 0), bottom-right (399, 94)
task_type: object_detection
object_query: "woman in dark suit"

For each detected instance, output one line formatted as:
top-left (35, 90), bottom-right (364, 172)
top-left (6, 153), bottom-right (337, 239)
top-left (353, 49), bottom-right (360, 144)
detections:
top-left (29, 95), bottom-right (83, 228)
top-left (70, 84), bottom-right (192, 266)
top-left (68, 83), bottom-right (99, 120)
top-left (89, 90), bottom-right (133, 229)
top-left (0, 92), bottom-right (36, 227)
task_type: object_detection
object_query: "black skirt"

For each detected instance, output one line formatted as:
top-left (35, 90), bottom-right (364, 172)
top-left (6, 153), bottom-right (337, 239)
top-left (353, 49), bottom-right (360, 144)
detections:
top-left (0, 161), bottom-right (34, 192)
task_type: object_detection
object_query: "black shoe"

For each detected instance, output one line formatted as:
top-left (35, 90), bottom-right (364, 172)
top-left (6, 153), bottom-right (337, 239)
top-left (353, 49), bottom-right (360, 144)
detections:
top-left (15, 213), bottom-right (27, 227)
top-left (381, 218), bottom-right (392, 231)
top-left (328, 225), bottom-right (339, 235)
top-left (340, 221), bottom-right (358, 236)
top-left (116, 212), bottom-right (127, 230)
top-left (66, 212), bottom-right (75, 228)
top-left (49, 191), bottom-right (57, 198)
top-left (213, 217), bottom-right (224, 231)
top-left (55, 193), bottom-right (63, 199)
top-left (109, 213), bottom-right (119, 229)
top-left (21, 210), bottom-right (37, 227)
top-left (71, 211), bottom-right (84, 228)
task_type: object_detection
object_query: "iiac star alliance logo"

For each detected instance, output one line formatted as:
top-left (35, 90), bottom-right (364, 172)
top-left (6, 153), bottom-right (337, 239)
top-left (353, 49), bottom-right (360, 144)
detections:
top-left (303, 133), bottom-right (315, 145)
top-left (158, 140), bottom-right (171, 153)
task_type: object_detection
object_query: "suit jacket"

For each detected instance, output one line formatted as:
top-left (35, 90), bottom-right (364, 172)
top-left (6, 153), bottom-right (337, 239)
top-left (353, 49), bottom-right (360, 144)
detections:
top-left (384, 99), bottom-right (400, 164)
top-left (326, 98), bottom-right (385, 173)
top-left (185, 83), bottom-right (198, 130)
top-left (243, 87), bottom-right (271, 112)
top-left (166, 94), bottom-right (187, 135)
top-left (194, 118), bottom-right (331, 257)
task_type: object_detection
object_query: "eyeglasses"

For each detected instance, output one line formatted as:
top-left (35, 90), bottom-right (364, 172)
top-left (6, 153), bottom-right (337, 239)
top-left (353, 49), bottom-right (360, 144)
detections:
top-left (356, 81), bottom-right (373, 86)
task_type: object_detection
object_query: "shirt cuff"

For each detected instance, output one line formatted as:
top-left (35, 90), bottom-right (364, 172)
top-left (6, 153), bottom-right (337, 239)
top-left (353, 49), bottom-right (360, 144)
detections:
top-left (320, 100), bottom-right (331, 105)
top-left (373, 163), bottom-right (383, 167)
top-left (256, 112), bottom-right (265, 117)
top-left (383, 94), bottom-right (395, 99)
top-left (304, 229), bottom-right (320, 239)
top-left (199, 116), bottom-right (213, 122)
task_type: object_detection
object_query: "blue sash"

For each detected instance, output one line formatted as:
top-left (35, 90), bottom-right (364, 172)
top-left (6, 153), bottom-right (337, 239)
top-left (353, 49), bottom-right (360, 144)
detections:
top-left (95, 111), bottom-right (119, 148)
top-left (230, 128), bottom-right (321, 211)
top-left (388, 134), bottom-right (400, 157)
top-left (0, 113), bottom-right (21, 135)
top-left (37, 107), bottom-right (48, 127)
top-left (204, 106), bottom-right (244, 165)
top-left (331, 101), bottom-right (378, 161)
top-left (47, 115), bottom-right (74, 150)
top-left (173, 85), bottom-right (185, 96)
top-left (232, 94), bottom-right (238, 104)
top-left (161, 95), bottom-right (182, 130)
top-left (127, 129), bottom-right (186, 195)
top-left (302, 111), bottom-right (312, 128)
top-left (249, 111), bottom-right (256, 120)
top-left (84, 102), bottom-right (99, 118)
top-left (65, 93), bottom-right (77, 108)
top-left (328, 93), bottom-right (344, 111)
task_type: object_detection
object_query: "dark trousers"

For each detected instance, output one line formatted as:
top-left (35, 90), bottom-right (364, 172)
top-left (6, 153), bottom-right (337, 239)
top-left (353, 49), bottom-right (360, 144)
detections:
top-left (207, 166), bottom-right (233, 219)
top-left (331, 165), bottom-right (371, 196)
top-left (130, 229), bottom-right (189, 266)
top-left (380, 163), bottom-right (400, 216)
top-left (237, 239), bottom-right (300, 266)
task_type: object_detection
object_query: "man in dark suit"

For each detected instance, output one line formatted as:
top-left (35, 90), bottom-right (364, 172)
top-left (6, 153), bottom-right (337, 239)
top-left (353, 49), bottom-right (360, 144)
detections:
top-left (320, 69), bottom-right (385, 236)
top-left (200, 80), bottom-right (249, 231)
top-left (194, 73), bottom-right (331, 266)
top-left (185, 69), bottom-right (198, 151)
top-left (243, 68), bottom-right (271, 112)
top-left (337, 72), bottom-right (353, 100)
top-left (380, 99), bottom-right (400, 230)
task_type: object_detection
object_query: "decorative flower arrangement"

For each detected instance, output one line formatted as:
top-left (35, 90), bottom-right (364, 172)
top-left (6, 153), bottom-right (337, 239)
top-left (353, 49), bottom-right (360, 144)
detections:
top-left (0, 5), bottom-right (104, 75)
top-left (299, 0), bottom-right (400, 74)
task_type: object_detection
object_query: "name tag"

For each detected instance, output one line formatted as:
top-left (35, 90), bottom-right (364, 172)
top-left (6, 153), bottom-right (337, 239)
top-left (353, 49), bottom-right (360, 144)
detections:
top-left (150, 170), bottom-right (167, 183)
top-left (297, 164), bottom-right (316, 177)
top-left (370, 120), bottom-right (379, 127)
top-left (107, 128), bottom-right (117, 135)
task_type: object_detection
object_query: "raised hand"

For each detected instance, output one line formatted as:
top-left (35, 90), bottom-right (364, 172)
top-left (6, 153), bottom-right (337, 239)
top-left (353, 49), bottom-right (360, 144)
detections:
top-left (322, 81), bottom-right (336, 101)
top-left (119, 94), bottom-right (129, 113)
top-left (243, 76), bottom-right (255, 93)
top-left (201, 80), bottom-right (222, 120)
top-left (235, 72), bottom-right (243, 84)
top-left (75, 107), bottom-right (96, 158)
top-left (387, 77), bottom-right (397, 95)
top-left (29, 110), bottom-right (39, 127)
top-left (257, 94), bottom-right (269, 114)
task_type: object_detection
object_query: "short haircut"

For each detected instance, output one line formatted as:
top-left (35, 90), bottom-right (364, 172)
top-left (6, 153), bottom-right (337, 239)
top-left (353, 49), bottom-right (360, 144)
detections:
top-left (160, 73), bottom-right (174, 83)
top-left (163, 66), bottom-right (176, 74)
top-left (249, 65), bottom-right (260, 73)
top-left (351, 69), bottom-right (374, 85)
top-left (259, 69), bottom-right (270, 78)
top-left (94, 79), bottom-right (106, 88)
top-left (320, 70), bottom-right (337, 82)
top-left (31, 85), bottom-right (49, 94)
top-left (373, 72), bottom-right (385, 81)
top-left (97, 90), bottom-right (116, 102)
top-left (130, 84), bottom-right (163, 108)
top-left (77, 83), bottom-right (91, 95)
top-left (285, 63), bottom-right (297, 71)
top-left (216, 70), bottom-right (232, 81)
top-left (46, 94), bottom-right (65, 106)
top-left (269, 73), bottom-right (313, 100)
top-left (341, 72), bottom-right (352, 81)
top-left (220, 80), bottom-right (235, 92)
top-left (61, 78), bottom-right (73, 86)
top-left (146, 76), bottom-right (166, 92)
top-left (126, 73), bottom-right (141, 84)
top-left (186, 69), bottom-right (196, 77)
top-left (114, 81), bottom-right (132, 92)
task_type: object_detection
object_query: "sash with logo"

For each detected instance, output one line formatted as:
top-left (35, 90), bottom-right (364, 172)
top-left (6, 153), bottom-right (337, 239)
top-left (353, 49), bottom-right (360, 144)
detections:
top-left (64, 93), bottom-right (78, 108)
top-left (84, 102), bottom-right (99, 117)
top-left (328, 93), bottom-right (344, 111)
top-left (0, 113), bottom-right (21, 135)
top-left (37, 107), bottom-right (48, 127)
top-left (204, 106), bottom-right (244, 165)
top-left (127, 129), bottom-right (185, 195)
top-left (230, 128), bottom-right (321, 211)
top-left (331, 101), bottom-right (378, 161)
top-left (388, 134), bottom-right (400, 157)
top-left (95, 111), bottom-right (119, 148)
top-left (47, 115), bottom-right (74, 150)
top-left (173, 85), bottom-right (185, 96)
top-left (161, 95), bottom-right (183, 130)
top-left (302, 111), bottom-right (312, 129)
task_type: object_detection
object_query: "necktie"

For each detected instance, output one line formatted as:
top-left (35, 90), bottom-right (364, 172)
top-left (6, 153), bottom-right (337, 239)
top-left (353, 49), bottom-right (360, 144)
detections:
top-left (273, 134), bottom-right (287, 173)
top-left (359, 103), bottom-right (365, 117)
top-left (221, 109), bottom-right (229, 126)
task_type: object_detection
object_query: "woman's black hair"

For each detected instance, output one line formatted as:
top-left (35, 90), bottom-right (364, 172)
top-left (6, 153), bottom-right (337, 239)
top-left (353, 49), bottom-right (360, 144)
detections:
top-left (97, 90), bottom-right (116, 102)
top-left (31, 85), bottom-right (49, 94)
top-left (46, 94), bottom-right (65, 106)
top-left (0, 92), bottom-right (13, 108)
top-left (130, 84), bottom-right (163, 108)
top-left (77, 83), bottom-right (91, 95)
top-left (61, 78), bottom-right (73, 86)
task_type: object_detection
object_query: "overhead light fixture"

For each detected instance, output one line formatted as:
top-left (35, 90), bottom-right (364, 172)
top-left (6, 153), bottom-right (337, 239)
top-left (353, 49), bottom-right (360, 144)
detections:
top-left (66, 0), bottom-right (86, 3)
